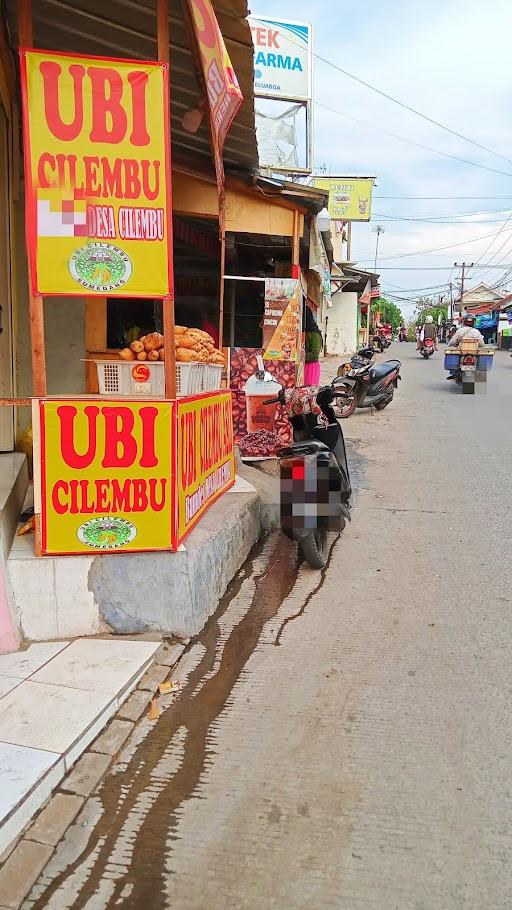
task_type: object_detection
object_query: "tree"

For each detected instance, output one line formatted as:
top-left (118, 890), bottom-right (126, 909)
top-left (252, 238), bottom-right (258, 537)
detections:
top-left (415, 296), bottom-right (448, 326)
top-left (371, 297), bottom-right (404, 332)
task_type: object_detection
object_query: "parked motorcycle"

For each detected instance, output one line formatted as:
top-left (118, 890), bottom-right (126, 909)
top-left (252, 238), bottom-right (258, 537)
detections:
top-left (334, 357), bottom-right (402, 418)
top-left (337, 347), bottom-right (375, 379)
top-left (265, 385), bottom-right (352, 569)
top-left (420, 338), bottom-right (435, 359)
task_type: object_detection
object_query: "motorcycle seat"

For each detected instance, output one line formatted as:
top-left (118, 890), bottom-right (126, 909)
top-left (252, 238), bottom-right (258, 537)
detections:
top-left (369, 360), bottom-right (401, 382)
top-left (279, 440), bottom-right (329, 458)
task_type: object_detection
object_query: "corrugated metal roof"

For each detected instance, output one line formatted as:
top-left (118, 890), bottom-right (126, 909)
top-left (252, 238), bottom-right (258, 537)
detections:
top-left (4, 0), bottom-right (258, 177)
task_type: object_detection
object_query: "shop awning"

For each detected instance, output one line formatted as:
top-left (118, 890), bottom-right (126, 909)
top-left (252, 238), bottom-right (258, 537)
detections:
top-left (4, 0), bottom-right (259, 178)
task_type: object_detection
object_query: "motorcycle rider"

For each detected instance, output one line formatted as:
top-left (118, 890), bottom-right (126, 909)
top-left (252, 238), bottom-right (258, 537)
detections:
top-left (448, 313), bottom-right (485, 349)
top-left (446, 313), bottom-right (485, 379)
top-left (417, 315), bottom-right (438, 351)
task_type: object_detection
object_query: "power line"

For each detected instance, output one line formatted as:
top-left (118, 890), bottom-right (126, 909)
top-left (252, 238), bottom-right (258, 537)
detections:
top-left (315, 102), bottom-right (512, 180)
top-left (359, 226), bottom-right (512, 262)
top-left (375, 196), bottom-right (512, 201)
top-left (374, 264), bottom-right (512, 270)
top-left (305, 45), bottom-right (512, 166)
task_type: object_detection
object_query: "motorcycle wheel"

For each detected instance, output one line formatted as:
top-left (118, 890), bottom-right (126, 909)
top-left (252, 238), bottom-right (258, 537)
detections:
top-left (300, 527), bottom-right (328, 569)
top-left (375, 396), bottom-right (393, 410)
top-left (336, 394), bottom-right (357, 418)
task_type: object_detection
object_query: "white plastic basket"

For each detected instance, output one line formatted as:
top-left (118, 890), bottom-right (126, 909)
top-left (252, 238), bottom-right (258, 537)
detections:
top-left (201, 364), bottom-right (223, 392)
top-left (94, 361), bottom-right (204, 397)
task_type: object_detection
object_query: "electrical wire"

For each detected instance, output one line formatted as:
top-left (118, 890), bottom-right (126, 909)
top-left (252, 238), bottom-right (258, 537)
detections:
top-left (375, 196), bottom-right (512, 201)
top-left (314, 102), bottom-right (512, 180)
top-left (358, 226), bottom-right (512, 262)
top-left (267, 24), bottom-right (512, 167)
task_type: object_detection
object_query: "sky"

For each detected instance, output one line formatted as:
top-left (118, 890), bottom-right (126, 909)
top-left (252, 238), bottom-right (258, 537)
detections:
top-left (251, 0), bottom-right (512, 318)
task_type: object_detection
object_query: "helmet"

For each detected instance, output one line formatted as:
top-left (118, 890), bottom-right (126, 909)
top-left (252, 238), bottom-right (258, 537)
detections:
top-left (463, 313), bottom-right (476, 326)
top-left (425, 315), bottom-right (434, 323)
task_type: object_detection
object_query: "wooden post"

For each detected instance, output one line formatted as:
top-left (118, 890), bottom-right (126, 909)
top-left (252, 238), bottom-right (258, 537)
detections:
top-left (19, 0), bottom-right (47, 398)
top-left (292, 210), bottom-right (300, 278)
top-left (157, 0), bottom-right (177, 398)
top-left (218, 227), bottom-right (226, 348)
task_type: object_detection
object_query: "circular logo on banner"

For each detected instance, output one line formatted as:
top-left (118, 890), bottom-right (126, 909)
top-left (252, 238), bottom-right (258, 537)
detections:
top-left (77, 517), bottom-right (137, 550)
top-left (132, 364), bottom-right (151, 383)
top-left (69, 243), bottom-right (132, 292)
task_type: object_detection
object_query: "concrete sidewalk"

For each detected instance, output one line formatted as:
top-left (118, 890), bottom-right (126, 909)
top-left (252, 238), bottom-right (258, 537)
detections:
top-left (0, 638), bottom-right (162, 858)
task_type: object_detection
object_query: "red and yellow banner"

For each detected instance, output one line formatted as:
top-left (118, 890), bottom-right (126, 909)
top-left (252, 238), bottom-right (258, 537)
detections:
top-left (20, 49), bottom-right (172, 298)
top-left (39, 399), bottom-right (174, 554)
top-left (185, 0), bottom-right (243, 197)
top-left (37, 393), bottom-right (235, 555)
top-left (176, 391), bottom-right (235, 545)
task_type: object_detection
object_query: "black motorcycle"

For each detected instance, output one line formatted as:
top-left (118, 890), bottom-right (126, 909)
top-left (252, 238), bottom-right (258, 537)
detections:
top-left (334, 356), bottom-right (402, 418)
top-left (265, 385), bottom-right (351, 569)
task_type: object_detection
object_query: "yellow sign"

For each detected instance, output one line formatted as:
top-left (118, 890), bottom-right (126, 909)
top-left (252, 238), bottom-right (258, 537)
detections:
top-left (313, 176), bottom-right (375, 221)
top-left (39, 399), bottom-right (174, 554)
top-left (176, 392), bottom-right (235, 545)
top-left (20, 50), bottom-right (172, 297)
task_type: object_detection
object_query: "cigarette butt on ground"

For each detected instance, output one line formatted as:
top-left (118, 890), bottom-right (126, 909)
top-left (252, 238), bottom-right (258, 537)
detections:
top-left (149, 699), bottom-right (159, 720)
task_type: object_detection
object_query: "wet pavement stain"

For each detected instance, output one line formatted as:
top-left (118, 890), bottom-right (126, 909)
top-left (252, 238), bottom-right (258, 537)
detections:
top-left (31, 534), bottom-right (300, 910)
top-left (273, 535), bottom-right (339, 647)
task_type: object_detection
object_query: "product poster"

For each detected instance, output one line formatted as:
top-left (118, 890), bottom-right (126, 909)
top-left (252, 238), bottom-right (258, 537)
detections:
top-left (230, 348), bottom-right (296, 459)
top-left (20, 49), bottom-right (172, 297)
top-left (262, 278), bottom-right (302, 362)
top-left (39, 399), bottom-right (174, 555)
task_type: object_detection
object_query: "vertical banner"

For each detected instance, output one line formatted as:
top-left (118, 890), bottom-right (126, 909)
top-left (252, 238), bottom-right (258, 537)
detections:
top-left (262, 278), bottom-right (302, 361)
top-left (20, 50), bottom-right (172, 297)
top-left (185, 0), bottom-right (243, 201)
top-left (39, 399), bottom-right (174, 554)
top-left (176, 392), bottom-right (235, 545)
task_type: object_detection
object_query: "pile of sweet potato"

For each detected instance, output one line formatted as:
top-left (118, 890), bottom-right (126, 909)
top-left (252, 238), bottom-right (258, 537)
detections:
top-left (119, 328), bottom-right (224, 365)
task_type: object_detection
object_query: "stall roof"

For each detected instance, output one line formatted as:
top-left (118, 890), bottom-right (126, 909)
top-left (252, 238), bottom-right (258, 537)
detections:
top-left (333, 265), bottom-right (380, 294)
top-left (253, 176), bottom-right (328, 215)
top-left (4, 0), bottom-right (259, 178)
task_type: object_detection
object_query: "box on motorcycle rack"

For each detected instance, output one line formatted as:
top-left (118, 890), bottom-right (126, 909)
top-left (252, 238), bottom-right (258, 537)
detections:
top-left (444, 351), bottom-right (494, 371)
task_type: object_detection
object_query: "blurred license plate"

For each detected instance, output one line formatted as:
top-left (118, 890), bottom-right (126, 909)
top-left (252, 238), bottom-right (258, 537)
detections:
top-left (461, 364), bottom-right (475, 371)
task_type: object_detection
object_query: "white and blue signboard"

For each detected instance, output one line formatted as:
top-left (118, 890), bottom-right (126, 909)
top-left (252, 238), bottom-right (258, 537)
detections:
top-left (248, 16), bottom-right (312, 101)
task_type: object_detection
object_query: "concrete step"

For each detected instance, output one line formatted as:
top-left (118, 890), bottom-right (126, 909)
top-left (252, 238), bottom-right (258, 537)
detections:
top-left (0, 638), bottom-right (160, 856)
top-left (0, 454), bottom-right (29, 561)
top-left (7, 475), bottom-right (260, 642)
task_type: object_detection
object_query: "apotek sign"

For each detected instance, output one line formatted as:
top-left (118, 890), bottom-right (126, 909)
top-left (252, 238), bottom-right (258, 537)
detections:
top-left (249, 16), bottom-right (312, 101)
top-left (20, 50), bottom-right (172, 297)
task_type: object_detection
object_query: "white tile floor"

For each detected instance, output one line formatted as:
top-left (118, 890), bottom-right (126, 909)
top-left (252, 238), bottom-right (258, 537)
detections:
top-left (0, 638), bottom-right (160, 856)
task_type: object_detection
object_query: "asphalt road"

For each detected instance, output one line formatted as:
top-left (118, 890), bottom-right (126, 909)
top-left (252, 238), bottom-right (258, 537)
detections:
top-left (29, 343), bottom-right (512, 909)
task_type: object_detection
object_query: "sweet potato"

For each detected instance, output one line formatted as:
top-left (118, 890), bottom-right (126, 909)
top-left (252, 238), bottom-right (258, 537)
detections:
top-left (130, 340), bottom-right (144, 353)
top-left (119, 347), bottom-right (136, 361)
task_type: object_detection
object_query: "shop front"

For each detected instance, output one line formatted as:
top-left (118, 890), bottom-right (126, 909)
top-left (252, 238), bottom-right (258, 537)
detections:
top-left (0, 0), bottom-right (262, 644)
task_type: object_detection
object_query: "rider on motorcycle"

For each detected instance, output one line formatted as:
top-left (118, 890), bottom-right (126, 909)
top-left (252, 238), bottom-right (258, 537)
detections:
top-left (448, 313), bottom-right (485, 350)
top-left (446, 313), bottom-right (486, 379)
top-left (417, 315), bottom-right (438, 351)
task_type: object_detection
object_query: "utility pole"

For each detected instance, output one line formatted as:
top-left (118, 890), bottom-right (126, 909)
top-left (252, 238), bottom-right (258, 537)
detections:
top-left (454, 262), bottom-right (473, 315)
top-left (449, 282), bottom-right (454, 321)
top-left (373, 225), bottom-right (385, 272)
